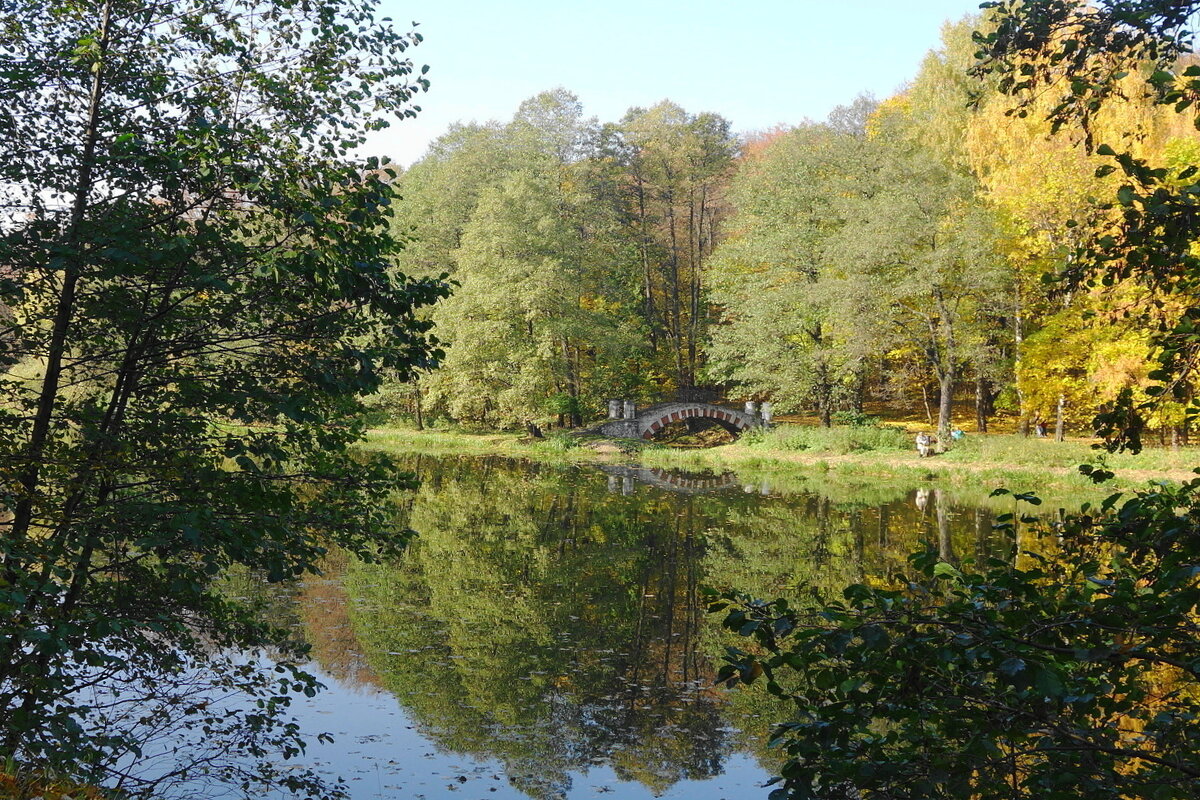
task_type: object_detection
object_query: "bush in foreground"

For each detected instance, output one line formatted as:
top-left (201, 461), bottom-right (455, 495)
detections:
top-left (711, 481), bottom-right (1200, 799)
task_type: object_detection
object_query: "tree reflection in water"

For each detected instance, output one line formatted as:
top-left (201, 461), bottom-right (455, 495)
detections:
top-left (294, 456), bottom-right (1016, 799)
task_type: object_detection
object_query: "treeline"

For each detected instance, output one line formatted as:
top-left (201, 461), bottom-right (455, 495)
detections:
top-left (379, 16), bottom-right (1199, 442)
top-left (382, 89), bottom-right (736, 428)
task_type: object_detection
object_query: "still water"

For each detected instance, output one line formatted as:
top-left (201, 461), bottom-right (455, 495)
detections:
top-left (267, 455), bottom-right (1019, 800)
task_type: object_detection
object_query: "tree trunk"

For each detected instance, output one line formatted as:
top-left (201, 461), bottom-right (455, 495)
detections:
top-left (635, 177), bottom-right (657, 348)
top-left (561, 338), bottom-right (582, 428)
top-left (816, 360), bottom-right (833, 427)
top-left (975, 372), bottom-right (989, 433)
top-left (665, 199), bottom-right (686, 388)
top-left (688, 186), bottom-right (702, 387)
top-left (7, 0), bottom-right (114, 553)
top-left (937, 371), bottom-right (954, 451)
top-left (1054, 393), bottom-right (1065, 442)
top-left (921, 382), bottom-right (934, 426)
top-left (414, 382), bottom-right (424, 431)
top-left (1014, 285), bottom-right (1029, 437)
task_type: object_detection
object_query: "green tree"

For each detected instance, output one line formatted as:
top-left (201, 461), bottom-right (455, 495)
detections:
top-left (415, 90), bottom-right (643, 428)
top-left (831, 114), bottom-right (1008, 446)
top-left (617, 102), bottom-right (737, 394)
top-left (390, 120), bottom-right (515, 279)
top-left (0, 0), bottom-right (447, 793)
top-left (706, 107), bottom-right (876, 425)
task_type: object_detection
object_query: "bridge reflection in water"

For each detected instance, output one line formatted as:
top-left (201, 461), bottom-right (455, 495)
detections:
top-left (596, 464), bottom-right (743, 495)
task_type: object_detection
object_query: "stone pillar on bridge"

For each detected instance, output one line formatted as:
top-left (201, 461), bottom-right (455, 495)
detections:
top-left (744, 401), bottom-right (757, 417)
top-left (761, 401), bottom-right (773, 426)
top-left (607, 399), bottom-right (622, 419)
top-left (623, 400), bottom-right (636, 420)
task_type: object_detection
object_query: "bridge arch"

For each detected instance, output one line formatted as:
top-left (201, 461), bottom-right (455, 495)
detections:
top-left (595, 401), bottom-right (763, 440)
top-left (637, 403), bottom-right (753, 439)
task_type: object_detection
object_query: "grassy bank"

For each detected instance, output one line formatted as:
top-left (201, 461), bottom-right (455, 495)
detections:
top-left (363, 427), bottom-right (654, 462)
top-left (365, 424), bottom-right (1198, 497)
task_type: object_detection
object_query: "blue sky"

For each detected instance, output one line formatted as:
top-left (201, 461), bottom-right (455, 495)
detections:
top-left (371, 1), bottom-right (990, 165)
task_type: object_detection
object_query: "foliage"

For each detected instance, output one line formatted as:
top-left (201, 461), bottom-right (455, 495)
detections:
top-left (618, 102), bottom-right (739, 392)
top-left (976, 0), bottom-right (1200, 450)
top-left (705, 108), bottom-right (875, 425)
top-left (0, 769), bottom-right (112, 800)
top-left (830, 410), bottom-right (882, 428)
top-left (708, 20), bottom-right (1013, 439)
top-left (392, 90), bottom-right (651, 428)
top-left (0, 0), bottom-right (447, 794)
top-left (368, 7), bottom-right (1200, 443)
top-left (746, 425), bottom-right (912, 455)
top-left (711, 481), bottom-right (1200, 799)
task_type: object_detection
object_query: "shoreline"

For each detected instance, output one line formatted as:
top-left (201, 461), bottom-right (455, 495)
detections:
top-left (363, 426), bottom-right (1199, 498)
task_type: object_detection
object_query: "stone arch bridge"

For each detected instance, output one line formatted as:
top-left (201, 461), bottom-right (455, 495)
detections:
top-left (595, 400), bottom-right (770, 440)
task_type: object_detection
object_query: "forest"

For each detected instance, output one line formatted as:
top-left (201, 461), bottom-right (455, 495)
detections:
top-left (376, 15), bottom-right (1200, 446)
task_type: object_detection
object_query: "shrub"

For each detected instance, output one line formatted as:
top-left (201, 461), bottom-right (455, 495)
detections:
top-left (830, 409), bottom-right (882, 427)
top-left (750, 425), bottom-right (911, 454)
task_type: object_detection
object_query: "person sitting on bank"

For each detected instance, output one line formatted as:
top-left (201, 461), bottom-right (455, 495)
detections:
top-left (915, 432), bottom-right (935, 457)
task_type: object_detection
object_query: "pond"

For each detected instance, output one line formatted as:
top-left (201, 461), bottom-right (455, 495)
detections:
top-left (252, 455), bottom-right (1026, 800)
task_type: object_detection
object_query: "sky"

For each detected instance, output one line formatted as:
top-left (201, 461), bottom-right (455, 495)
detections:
top-left (369, 0), bottom-right (992, 165)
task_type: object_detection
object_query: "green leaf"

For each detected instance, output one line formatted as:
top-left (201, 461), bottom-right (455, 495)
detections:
top-left (933, 562), bottom-right (962, 580)
top-left (998, 657), bottom-right (1026, 677)
top-left (1035, 668), bottom-right (1065, 699)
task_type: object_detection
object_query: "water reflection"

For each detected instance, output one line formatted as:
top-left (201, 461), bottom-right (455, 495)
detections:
top-left (596, 464), bottom-right (742, 495)
top-left (288, 456), bottom-right (1018, 800)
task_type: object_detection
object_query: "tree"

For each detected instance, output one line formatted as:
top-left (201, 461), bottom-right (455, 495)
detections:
top-left (617, 103), bottom-right (737, 394)
top-left (975, 0), bottom-right (1200, 451)
top-left (0, 1), bottom-right (448, 794)
top-left (706, 107), bottom-right (876, 425)
top-left (410, 90), bottom-right (644, 428)
top-left (830, 109), bottom-right (1008, 446)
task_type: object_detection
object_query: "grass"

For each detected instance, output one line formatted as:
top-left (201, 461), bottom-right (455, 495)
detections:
top-left (736, 424), bottom-right (912, 454)
top-left (935, 431), bottom-right (1198, 474)
top-left (363, 427), bottom-right (662, 462)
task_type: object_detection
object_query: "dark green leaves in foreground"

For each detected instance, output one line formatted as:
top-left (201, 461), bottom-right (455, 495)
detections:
top-left (712, 480), bottom-right (1200, 799)
top-left (0, 0), bottom-right (447, 795)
